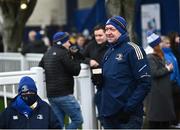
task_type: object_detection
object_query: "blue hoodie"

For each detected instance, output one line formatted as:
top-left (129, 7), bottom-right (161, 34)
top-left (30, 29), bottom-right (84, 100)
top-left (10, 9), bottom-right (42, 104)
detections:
top-left (162, 47), bottom-right (180, 86)
top-left (0, 96), bottom-right (61, 129)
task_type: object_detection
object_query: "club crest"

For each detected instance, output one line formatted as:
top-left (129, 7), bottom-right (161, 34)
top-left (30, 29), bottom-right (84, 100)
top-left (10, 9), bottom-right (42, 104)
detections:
top-left (115, 53), bottom-right (123, 61)
top-left (13, 115), bottom-right (18, 120)
top-left (21, 85), bottom-right (29, 92)
top-left (37, 114), bottom-right (43, 120)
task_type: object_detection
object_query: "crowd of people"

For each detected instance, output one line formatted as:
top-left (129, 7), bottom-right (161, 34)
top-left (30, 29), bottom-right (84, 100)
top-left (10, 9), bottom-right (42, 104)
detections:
top-left (0, 15), bottom-right (180, 129)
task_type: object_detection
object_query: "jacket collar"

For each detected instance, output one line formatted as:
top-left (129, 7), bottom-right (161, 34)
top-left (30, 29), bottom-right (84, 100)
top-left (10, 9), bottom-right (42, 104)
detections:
top-left (11, 95), bottom-right (42, 118)
top-left (53, 43), bottom-right (67, 50)
top-left (108, 32), bottom-right (130, 48)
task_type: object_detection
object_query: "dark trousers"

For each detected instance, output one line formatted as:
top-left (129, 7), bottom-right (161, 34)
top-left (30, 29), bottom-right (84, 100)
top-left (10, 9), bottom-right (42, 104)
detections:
top-left (102, 115), bottom-right (143, 129)
top-left (94, 89), bottom-right (103, 125)
top-left (148, 121), bottom-right (170, 129)
top-left (172, 82), bottom-right (180, 125)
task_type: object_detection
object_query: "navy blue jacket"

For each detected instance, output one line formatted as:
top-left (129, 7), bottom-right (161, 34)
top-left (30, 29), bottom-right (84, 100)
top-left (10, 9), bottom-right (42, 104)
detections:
top-left (101, 35), bottom-right (151, 117)
top-left (0, 96), bottom-right (61, 129)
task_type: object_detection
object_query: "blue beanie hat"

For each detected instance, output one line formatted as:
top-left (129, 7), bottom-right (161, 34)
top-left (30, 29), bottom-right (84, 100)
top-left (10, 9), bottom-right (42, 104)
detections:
top-left (106, 16), bottom-right (127, 34)
top-left (35, 32), bottom-right (42, 41)
top-left (53, 32), bottom-right (69, 45)
top-left (147, 31), bottom-right (161, 48)
top-left (18, 76), bottom-right (37, 93)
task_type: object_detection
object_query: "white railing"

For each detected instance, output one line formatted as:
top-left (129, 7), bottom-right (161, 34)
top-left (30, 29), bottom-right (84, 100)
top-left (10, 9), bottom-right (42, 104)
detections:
top-left (0, 67), bottom-right (46, 108)
top-left (0, 64), bottom-right (98, 129)
top-left (0, 53), bottom-right (43, 72)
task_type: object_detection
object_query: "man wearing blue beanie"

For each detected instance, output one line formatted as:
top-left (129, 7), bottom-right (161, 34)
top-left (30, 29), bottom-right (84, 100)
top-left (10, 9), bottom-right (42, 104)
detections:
top-left (0, 76), bottom-right (61, 129)
top-left (39, 31), bottom-right (83, 129)
top-left (100, 16), bottom-right (151, 129)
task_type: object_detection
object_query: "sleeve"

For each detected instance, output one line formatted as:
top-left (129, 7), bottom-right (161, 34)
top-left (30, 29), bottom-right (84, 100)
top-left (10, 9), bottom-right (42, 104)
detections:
top-left (148, 55), bottom-right (170, 78)
top-left (48, 106), bottom-right (62, 129)
top-left (124, 47), bottom-right (151, 113)
top-left (21, 43), bottom-right (30, 55)
top-left (82, 44), bottom-right (91, 65)
top-left (38, 56), bottom-right (44, 68)
top-left (60, 51), bottom-right (81, 76)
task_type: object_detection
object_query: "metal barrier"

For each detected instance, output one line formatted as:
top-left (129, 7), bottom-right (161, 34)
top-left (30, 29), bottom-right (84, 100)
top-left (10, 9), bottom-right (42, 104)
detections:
top-left (0, 64), bottom-right (98, 129)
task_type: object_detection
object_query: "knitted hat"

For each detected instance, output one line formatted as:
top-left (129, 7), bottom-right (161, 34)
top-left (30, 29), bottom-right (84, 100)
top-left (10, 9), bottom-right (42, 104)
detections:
top-left (18, 76), bottom-right (37, 93)
top-left (106, 16), bottom-right (127, 34)
top-left (147, 31), bottom-right (161, 48)
top-left (53, 32), bottom-right (69, 45)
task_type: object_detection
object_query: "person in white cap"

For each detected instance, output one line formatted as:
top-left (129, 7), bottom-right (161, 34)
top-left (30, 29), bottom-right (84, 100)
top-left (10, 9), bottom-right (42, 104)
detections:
top-left (145, 31), bottom-right (175, 129)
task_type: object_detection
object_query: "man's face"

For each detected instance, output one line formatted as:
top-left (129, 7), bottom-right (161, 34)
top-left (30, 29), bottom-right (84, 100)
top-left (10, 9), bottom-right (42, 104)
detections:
top-left (29, 31), bottom-right (36, 42)
top-left (94, 29), bottom-right (107, 44)
top-left (105, 25), bottom-right (121, 43)
top-left (21, 91), bottom-right (38, 106)
top-left (76, 36), bottom-right (86, 47)
top-left (63, 40), bottom-right (71, 49)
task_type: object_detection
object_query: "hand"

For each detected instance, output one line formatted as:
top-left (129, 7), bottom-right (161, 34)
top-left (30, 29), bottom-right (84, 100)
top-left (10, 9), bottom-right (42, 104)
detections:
top-left (90, 60), bottom-right (99, 68)
top-left (114, 111), bottom-right (131, 124)
top-left (91, 74), bottom-right (103, 86)
top-left (117, 111), bottom-right (131, 123)
top-left (107, 110), bottom-right (131, 124)
top-left (69, 44), bottom-right (79, 54)
top-left (165, 63), bottom-right (173, 71)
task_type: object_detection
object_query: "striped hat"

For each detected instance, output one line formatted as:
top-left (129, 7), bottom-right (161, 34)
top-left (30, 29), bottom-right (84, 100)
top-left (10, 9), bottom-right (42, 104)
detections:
top-left (106, 16), bottom-right (127, 34)
top-left (147, 31), bottom-right (161, 48)
top-left (53, 32), bottom-right (69, 45)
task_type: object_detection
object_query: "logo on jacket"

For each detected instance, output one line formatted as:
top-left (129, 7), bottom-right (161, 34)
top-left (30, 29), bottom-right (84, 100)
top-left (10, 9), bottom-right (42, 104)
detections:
top-left (21, 85), bottom-right (28, 92)
top-left (13, 115), bottom-right (18, 120)
top-left (52, 52), bottom-right (56, 55)
top-left (115, 53), bottom-right (123, 61)
top-left (37, 114), bottom-right (43, 120)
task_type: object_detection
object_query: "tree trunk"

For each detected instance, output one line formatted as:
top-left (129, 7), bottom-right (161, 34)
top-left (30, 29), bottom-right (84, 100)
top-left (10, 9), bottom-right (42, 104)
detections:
top-left (0, 0), bottom-right (37, 52)
top-left (3, 23), bottom-right (25, 51)
top-left (106, 0), bottom-right (136, 42)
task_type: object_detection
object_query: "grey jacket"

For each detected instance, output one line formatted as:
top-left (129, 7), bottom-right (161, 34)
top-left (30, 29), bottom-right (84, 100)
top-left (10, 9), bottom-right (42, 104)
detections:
top-left (145, 54), bottom-right (175, 121)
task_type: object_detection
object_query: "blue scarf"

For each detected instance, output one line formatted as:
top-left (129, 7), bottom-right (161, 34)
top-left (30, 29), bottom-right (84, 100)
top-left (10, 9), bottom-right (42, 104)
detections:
top-left (162, 47), bottom-right (180, 86)
top-left (12, 95), bottom-right (33, 118)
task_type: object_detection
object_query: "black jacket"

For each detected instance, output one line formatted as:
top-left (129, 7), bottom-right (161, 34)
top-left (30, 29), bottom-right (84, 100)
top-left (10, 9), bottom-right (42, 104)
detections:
top-left (83, 40), bottom-right (108, 67)
top-left (0, 96), bottom-right (61, 129)
top-left (39, 44), bottom-right (81, 97)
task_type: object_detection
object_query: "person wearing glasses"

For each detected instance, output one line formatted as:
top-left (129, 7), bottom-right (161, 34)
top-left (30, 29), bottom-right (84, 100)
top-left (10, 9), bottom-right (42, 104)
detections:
top-left (101, 16), bottom-right (151, 129)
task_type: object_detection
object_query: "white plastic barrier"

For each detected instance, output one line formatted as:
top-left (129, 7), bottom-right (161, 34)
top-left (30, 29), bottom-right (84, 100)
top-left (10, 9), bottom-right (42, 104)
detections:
top-left (75, 64), bottom-right (97, 129)
top-left (0, 53), bottom-right (43, 72)
top-left (0, 65), bottom-right (98, 129)
top-left (0, 67), bottom-right (46, 108)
